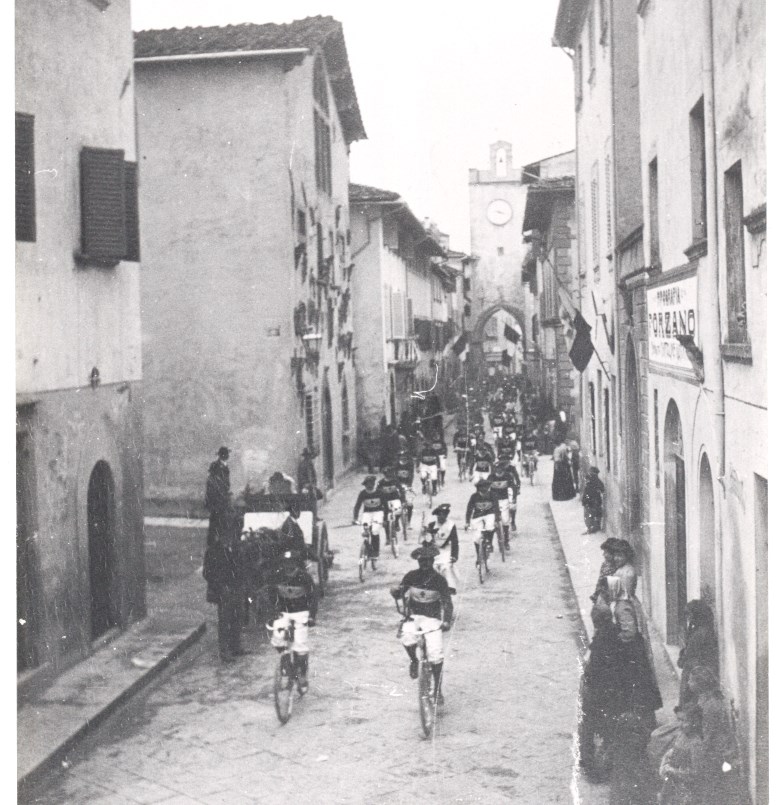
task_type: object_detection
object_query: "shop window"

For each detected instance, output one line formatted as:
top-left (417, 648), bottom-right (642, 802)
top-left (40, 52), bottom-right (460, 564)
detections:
top-left (690, 97), bottom-right (707, 243)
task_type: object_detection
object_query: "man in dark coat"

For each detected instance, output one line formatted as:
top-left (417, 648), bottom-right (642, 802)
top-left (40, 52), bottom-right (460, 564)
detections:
top-left (296, 448), bottom-right (317, 494)
top-left (206, 447), bottom-right (231, 548)
top-left (582, 467), bottom-right (605, 533)
top-left (278, 500), bottom-right (308, 560)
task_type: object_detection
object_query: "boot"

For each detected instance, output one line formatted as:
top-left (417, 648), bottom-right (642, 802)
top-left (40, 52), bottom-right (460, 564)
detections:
top-left (295, 653), bottom-right (309, 692)
top-left (404, 644), bottom-right (418, 678)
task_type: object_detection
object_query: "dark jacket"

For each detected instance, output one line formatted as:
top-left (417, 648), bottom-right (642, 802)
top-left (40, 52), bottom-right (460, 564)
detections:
top-left (278, 515), bottom-right (308, 557)
top-left (205, 460), bottom-right (231, 512)
top-left (296, 457), bottom-right (317, 492)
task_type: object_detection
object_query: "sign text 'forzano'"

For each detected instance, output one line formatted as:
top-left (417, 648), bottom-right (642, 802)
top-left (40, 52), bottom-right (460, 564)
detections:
top-left (647, 275), bottom-right (698, 371)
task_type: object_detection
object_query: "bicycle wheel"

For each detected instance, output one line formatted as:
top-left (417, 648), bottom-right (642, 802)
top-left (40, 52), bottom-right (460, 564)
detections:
top-left (401, 510), bottom-right (408, 542)
top-left (274, 654), bottom-right (294, 724)
top-left (476, 547), bottom-right (484, 584)
top-left (390, 520), bottom-right (398, 558)
top-left (496, 521), bottom-right (506, 562)
top-left (483, 539), bottom-right (490, 575)
top-left (358, 542), bottom-right (366, 583)
top-left (417, 659), bottom-right (435, 737)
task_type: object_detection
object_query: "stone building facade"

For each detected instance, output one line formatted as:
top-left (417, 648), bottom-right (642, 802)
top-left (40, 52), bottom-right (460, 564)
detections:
top-left (134, 18), bottom-right (365, 507)
top-left (555, 0), bottom-right (767, 797)
top-left (16, 0), bottom-right (145, 683)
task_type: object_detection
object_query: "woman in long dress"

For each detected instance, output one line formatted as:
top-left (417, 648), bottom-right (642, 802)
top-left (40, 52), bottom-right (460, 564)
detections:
top-left (551, 439), bottom-right (576, 500)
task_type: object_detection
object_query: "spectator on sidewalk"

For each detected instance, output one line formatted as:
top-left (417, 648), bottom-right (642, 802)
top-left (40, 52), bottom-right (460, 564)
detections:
top-left (567, 437), bottom-right (581, 491)
top-left (582, 467), bottom-right (605, 533)
top-left (608, 709), bottom-right (655, 805)
top-left (678, 600), bottom-right (719, 709)
top-left (551, 438), bottom-right (576, 501)
top-left (658, 704), bottom-right (705, 805)
top-left (590, 537), bottom-right (620, 606)
top-left (205, 446), bottom-right (231, 548)
top-left (687, 666), bottom-right (748, 805)
top-left (296, 447), bottom-right (317, 494)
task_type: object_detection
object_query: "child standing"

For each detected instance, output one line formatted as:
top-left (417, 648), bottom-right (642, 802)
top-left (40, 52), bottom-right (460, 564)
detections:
top-left (658, 705), bottom-right (705, 805)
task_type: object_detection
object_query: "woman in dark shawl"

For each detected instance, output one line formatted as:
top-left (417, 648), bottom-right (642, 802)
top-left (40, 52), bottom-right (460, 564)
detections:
top-left (678, 600), bottom-right (719, 708)
top-left (551, 439), bottom-right (576, 500)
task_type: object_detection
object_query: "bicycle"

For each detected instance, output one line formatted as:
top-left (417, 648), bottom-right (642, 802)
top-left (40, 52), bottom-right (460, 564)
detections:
top-left (495, 517), bottom-right (506, 562)
top-left (386, 505), bottom-right (401, 558)
top-left (357, 521), bottom-right (379, 582)
top-left (400, 487), bottom-right (414, 541)
top-left (394, 596), bottom-right (443, 737)
top-left (523, 451), bottom-right (538, 485)
top-left (468, 520), bottom-right (493, 584)
top-left (268, 618), bottom-right (308, 724)
top-left (420, 471), bottom-right (435, 510)
top-left (455, 449), bottom-right (468, 481)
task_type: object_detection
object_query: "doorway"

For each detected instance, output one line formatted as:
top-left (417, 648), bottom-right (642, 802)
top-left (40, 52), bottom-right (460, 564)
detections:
top-left (754, 473), bottom-right (768, 802)
top-left (17, 425), bottom-right (39, 671)
top-left (321, 384), bottom-right (334, 487)
top-left (624, 342), bottom-right (642, 544)
top-left (663, 400), bottom-right (687, 644)
top-left (697, 453), bottom-right (716, 609)
top-left (88, 461), bottom-right (118, 640)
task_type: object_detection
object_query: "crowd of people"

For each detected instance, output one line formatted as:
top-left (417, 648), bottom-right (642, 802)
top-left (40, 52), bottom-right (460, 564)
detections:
top-left (200, 376), bottom-right (747, 803)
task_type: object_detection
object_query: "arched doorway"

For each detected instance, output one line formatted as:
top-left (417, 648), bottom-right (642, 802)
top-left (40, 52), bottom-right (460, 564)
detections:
top-left (88, 461), bottom-right (118, 640)
top-left (663, 401), bottom-right (687, 644)
top-left (321, 384), bottom-right (334, 487)
top-left (698, 453), bottom-right (716, 610)
top-left (471, 304), bottom-right (525, 385)
top-left (624, 340), bottom-right (642, 543)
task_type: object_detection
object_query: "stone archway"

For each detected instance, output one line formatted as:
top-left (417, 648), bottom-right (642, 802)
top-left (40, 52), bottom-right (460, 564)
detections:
top-left (472, 303), bottom-right (527, 346)
top-left (663, 400), bottom-right (687, 644)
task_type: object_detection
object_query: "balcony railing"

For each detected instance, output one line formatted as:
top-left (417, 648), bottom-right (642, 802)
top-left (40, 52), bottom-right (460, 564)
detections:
top-left (387, 337), bottom-right (417, 366)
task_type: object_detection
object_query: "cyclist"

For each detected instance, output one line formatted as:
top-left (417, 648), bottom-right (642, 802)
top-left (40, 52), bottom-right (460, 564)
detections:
top-left (267, 550), bottom-right (318, 694)
top-left (471, 443), bottom-right (494, 487)
top-left (490, 408), bottom-right (505, 441)
top-left (418, 439), bottom-right (441, 497)
top-left (390, 543), bottom-right (453, 704)
top-left (395, 449), bottom-right (415, 530)
top-left (465, 478), bottom-right (501, 566)
top-left (377, 466), bottom-right (406, 546)
top-left (452, 425), bottom-right (469, 479)
top-left (430, 430), bottom-right (449, 489)
top-left (431, 503), bottom-right (459, 594)
top-left (487, 460), bottom-right (519, 550)
top-left (522, 429), bottom-right (539, 477)
top-left (352, 475), bottom-right (386, 559)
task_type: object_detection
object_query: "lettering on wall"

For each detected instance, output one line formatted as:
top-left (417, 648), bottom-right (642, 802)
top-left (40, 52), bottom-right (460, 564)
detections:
top-left (646, 275), bottom-right (698, 370)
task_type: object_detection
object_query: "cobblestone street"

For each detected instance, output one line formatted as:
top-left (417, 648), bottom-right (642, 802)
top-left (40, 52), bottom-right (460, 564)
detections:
top-left (26, 459), bottom-right (607, 805)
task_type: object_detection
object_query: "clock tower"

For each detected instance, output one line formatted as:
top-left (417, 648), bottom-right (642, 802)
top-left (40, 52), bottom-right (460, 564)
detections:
top-left (468, 142), bottom-right (534, 378)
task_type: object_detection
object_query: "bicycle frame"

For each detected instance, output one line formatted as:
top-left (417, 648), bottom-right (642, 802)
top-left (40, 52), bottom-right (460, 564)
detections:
top-left (268, 618), bottom-right (306, 724)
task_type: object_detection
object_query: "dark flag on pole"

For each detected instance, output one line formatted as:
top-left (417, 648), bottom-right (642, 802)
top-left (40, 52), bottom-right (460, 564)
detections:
top-left (452, 333), bottom-right (469, 362)
top-left (504, 323), bottom-right (520, 344)
top-left (569, 310), bottom-right (594, 372)
top-left (501, 349), bottom-right (511, 366)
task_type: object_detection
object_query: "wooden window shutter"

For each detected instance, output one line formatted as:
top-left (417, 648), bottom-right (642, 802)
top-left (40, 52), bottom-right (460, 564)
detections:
top-left (16, 113), bottom-right (36, 242)
top-left (81, 146), bottom-right (126, 262)
top-left (124, 161), bottom-right (140, 262)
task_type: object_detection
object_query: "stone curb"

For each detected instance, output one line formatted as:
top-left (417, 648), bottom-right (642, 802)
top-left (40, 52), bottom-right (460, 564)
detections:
top-left (17, 622), bottom-right (206, 792)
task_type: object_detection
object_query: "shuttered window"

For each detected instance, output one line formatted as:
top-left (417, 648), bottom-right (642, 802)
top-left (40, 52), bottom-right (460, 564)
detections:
top-left (124, 161), bottom-right (140, 262)
top-left (383, 284), bottom-right (392, 340)
top-left (16, 113), bottom-right (36, 242)
top-left (392, 290), bottom-right (405, 338)
top-left (80, 147), bottom-right (126, 263)
top-left (724, 161), bottom-right (747, 342)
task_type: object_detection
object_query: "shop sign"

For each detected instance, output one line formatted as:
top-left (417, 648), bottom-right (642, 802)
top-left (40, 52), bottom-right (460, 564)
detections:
top-left (647, 275), bottom-right (698, 370)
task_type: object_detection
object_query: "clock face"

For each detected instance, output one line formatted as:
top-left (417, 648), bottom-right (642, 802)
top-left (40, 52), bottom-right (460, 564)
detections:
top-left (487, 199), bottom-right (512, 226)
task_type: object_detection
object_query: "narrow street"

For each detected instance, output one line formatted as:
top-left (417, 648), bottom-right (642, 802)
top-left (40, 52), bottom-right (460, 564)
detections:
top-left (27, 458), bottom-right (607, 805)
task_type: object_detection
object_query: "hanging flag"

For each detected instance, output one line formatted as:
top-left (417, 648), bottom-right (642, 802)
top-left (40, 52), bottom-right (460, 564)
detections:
top-left (501, 349), bottom-right (511, 366)
top-left (569, 311), bottom-right (595, 372)
top-left (452, 333), bottom-right (469, 362)
top-left (504, 323), bottom-right (520, 344)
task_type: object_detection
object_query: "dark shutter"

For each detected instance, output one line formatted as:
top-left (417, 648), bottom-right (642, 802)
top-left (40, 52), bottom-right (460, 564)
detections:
top-left (16, 113), bottom-right (36, 243)
top-left (80, 146), bottom-right (126, 262)
top-left (124, 161), bottom-right (140, 262)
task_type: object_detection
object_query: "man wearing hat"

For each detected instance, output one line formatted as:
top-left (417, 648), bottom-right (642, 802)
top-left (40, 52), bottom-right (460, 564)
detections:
top-left (465, 478), bottom-right (500, 565)
top-left (471, 440), bottom-right (494, 487)
top-left (266, 550), bottom-right (318, 693)
top-left (205, 446), bottom-right (231, 548)
top-left (377, 466), bottom-right (406, 546)
top-left (487, 460), bottom-right (519, 550)
top-left (278, 500), bottom-right (308, 560)
top-left (432, 504), bottom-right (460, 594)
top-left (390, 542), bottom-right (453, 704)
top-left (352, 476), bottom-right (386, 558)
top-left (296, 447), bottom-right (317, 495)
top-left (582, 466), bottom-right (605, 534)
top-left (418, 438), bottom-right (441, 496)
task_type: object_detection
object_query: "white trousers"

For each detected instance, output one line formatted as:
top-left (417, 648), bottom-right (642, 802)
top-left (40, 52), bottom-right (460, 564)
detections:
top-left (400, 615), bottom-right (444, 664)
top-left (271, 611), bottom-right (310, 654)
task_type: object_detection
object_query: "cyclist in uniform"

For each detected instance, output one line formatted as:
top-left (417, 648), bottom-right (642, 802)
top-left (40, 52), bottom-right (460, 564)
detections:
top-left (465, 478), bottom-right (501, 566)
top-left (490, 408), bottom-right (506, 441)
top-left (452, 426), bottom-right (469, 478)
top-left (431, 503), bottom-right (459, 594)
top-left (471, 443), bottom-right (494, 487)
top-left (522, 429), bottom-right (539, 477)
top-left (377, 466), bottom-right (406, 546)
top-left (487, 460), bottom-right (519, 550)
top-left (390, 543), bottom-right (453, 704)
top-left (430, 430), bottom-right (449, 489)
top-left (418, 439), bottom-right (441, 496)
top-left (352, 476), bottom-right (386, 559)
top-left (267, 550), bottom-right (318, 693)
top-left (395, 449), bottom-right (415, 530)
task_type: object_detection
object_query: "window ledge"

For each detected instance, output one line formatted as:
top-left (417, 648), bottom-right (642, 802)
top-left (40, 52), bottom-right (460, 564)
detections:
top-left (683, 239), bottom-right (708, 261)
top-left (74, 252), bottom-right (120, 269)
top-left (721, 342), bottom-right (752, 364)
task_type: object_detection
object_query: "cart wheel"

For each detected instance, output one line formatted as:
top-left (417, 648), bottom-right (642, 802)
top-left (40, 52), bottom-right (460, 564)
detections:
top-left (317, 558), bottom-right (326, 598)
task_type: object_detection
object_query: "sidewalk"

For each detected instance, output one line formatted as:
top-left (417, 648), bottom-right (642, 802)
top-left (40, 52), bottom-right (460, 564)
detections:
top-left (543, 458), bottom-right (680, 723)
top-left (17, 461), bottom-right (367, 793)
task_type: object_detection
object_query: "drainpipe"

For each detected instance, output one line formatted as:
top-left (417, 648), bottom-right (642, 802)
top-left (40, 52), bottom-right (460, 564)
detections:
top-left (701, 0), bottom-right (726, 485)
